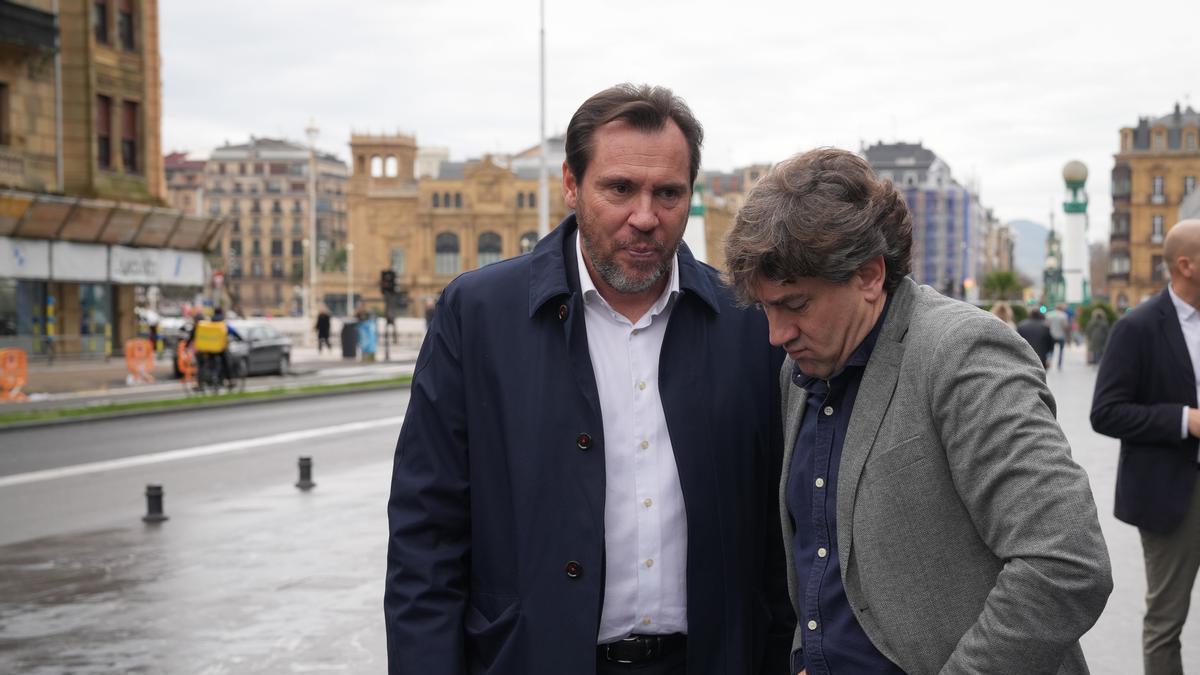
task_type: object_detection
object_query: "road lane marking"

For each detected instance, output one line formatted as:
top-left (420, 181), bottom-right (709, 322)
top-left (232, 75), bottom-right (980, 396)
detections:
top-left (0, 416), bottom-right (405, 488)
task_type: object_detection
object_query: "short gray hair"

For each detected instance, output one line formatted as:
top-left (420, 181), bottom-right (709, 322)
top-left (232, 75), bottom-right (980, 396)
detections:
top-left (724, 147), bottom-right (912, 305)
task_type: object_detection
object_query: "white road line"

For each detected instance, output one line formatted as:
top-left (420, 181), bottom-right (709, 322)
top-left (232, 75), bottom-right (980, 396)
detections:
top-left (0, 415), bottom-right (405, 488)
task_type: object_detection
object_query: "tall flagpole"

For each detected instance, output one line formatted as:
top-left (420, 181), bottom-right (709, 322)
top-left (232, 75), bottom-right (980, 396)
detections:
top-left (537, 0), bottom-right (550, 239)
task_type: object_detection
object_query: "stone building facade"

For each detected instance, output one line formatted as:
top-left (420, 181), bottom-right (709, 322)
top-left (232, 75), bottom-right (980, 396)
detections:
top-left (1108, 103), bottom-right (1200, 309)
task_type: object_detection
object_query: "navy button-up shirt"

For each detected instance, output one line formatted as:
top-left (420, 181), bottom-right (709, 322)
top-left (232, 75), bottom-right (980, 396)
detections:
top-left (787, 301), bottom-right (903, 674)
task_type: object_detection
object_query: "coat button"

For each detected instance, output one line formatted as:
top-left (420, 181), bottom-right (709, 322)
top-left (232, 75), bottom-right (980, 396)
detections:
top-left (576, 433), bottom-right (592, 450)
top-left (557, 304), bottom-right (569, 321)
top-left (565, 561), bottom-right (583, 578)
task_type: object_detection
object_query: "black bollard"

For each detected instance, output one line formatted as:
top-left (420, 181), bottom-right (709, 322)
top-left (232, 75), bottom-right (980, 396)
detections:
top-left (295, 456), bottom-right (316, 491)
top-left (142, 484), bottom-right (168, 523)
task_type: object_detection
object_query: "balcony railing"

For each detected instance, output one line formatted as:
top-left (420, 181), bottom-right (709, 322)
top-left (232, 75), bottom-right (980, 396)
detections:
top-left (1110, 230), bottom-right (1129, 242)
top-left (1150, 194), bottom-right (1166, 205)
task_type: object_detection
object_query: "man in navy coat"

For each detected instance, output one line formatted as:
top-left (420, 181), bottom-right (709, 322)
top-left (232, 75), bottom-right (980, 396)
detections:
top-left (1092, 218), bottom-right (1200, 673)
top-left (385, 84), bottom-right (794, 674)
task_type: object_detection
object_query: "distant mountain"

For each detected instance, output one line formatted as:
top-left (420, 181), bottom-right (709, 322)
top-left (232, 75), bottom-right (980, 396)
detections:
top-left (1008, 219), bottom-right (1050, 291)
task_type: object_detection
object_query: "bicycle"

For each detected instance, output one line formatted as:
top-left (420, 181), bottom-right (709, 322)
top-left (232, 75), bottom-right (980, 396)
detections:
top-left (194, 350), bottom-right (246, 395)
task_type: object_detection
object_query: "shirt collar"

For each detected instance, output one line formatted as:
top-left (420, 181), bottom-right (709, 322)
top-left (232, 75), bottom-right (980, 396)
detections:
top-left (1169, 283), bottom-right (1198, 324)
top-left (575, 229), bottom-right (680, 321)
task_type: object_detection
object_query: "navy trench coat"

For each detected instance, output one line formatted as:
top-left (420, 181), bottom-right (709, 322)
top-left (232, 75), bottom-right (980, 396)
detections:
top-left (386, 215), bottom-right (794, 674)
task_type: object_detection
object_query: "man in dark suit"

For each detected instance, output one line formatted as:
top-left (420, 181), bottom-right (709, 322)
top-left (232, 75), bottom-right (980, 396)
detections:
top-left (1016, 308), bottom-right (1054, 368)
top-left (385, 84), bottom-right (793, 674)
top-left (1092, 218), bottom-right (1200, 674)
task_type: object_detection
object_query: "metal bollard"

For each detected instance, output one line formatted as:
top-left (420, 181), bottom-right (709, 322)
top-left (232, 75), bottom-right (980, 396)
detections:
top-left (295, 456), bottom-right (316, 491)
top-left (142, 484), bottom-right (169, 523)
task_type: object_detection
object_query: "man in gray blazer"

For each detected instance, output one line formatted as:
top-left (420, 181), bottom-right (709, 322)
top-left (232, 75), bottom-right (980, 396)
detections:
top-left (724, 148), bottom-right (1112, 674)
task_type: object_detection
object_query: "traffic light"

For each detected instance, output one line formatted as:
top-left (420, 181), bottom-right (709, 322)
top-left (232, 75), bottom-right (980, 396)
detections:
top-left (380, 269), bottom-right (397, 295)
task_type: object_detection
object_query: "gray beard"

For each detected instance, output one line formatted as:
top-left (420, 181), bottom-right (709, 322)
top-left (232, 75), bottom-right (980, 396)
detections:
top-left (580, 230), bottom-right (674, 295)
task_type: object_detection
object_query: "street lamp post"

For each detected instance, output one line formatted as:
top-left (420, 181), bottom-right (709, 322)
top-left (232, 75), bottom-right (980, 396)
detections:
top-left (305, 121), bottom-right (320, 332)
top-left (346, 242), bottom-right (354, 318)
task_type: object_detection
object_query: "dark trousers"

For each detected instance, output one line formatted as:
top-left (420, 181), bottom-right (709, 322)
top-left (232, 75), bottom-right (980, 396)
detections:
top-left (317, 334), bottom-right (331, 353)
top-left (1140, 476), bottom-right (1200, 675)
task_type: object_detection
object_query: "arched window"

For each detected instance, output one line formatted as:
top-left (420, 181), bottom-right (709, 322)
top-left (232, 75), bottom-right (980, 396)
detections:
top-left (528, 192), bottom-right (536, 208)
top-left (370, 155), bottom-right (383, 177)
top-left (477, 232), bottom-right (502, 267)
top-left (519, 231), bottom-right (538, 254)
top-left (435, 232), bottom-right (461, 276)
top-left (384, 155), bottom-right (398, 177)
top-left (442, 192), bottom-right (451, 208)
top-left (517, 192), bottom-right (525, 208)
top-left (432, 192), bottom-right (440, 208)
top-left (454, 192), bottom-right (462, 208)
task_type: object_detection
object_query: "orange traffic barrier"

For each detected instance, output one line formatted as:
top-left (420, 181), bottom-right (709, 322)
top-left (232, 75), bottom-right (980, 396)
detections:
top-left (176, 341), bottom-right (197, 388)
top-left (124, 338), bottom-right (156, 384)
top-left (0, 348), bottom-right (29, 402)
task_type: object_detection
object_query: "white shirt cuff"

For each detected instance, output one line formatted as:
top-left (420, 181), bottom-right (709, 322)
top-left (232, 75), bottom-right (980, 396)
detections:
top-left (1182, 407), bottom-right (1190, 440)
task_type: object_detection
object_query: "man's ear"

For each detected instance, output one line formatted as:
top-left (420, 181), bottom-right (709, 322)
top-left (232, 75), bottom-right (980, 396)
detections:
top-left (563, 161), bottom-right (578, 210)
top-left (856, 256), bottom-right (887, 300)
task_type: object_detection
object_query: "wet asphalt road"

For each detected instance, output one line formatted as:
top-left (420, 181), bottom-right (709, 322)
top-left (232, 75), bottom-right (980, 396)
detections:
top-left (0, 346), bottom-right (1198, 673)
top-left (0, 387), bottom-right (408, 674)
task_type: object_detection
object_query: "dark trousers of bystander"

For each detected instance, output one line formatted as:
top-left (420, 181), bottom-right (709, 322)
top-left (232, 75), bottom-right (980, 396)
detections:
top-left (1139, 471), bottom-right (1200, 675)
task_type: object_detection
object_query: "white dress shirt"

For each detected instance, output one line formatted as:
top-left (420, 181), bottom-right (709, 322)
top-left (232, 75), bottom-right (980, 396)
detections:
top-left (577, 232), bottom-right (689, 643)
top-left (1167, 284), bottom-right (1200, 460)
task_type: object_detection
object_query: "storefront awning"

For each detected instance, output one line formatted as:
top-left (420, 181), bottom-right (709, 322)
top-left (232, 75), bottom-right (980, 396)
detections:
top-left (0, 189), bottom-right (226, 252)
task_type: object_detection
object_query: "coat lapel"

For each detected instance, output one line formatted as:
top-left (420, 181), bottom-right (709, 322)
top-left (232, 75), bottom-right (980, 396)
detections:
top-left (835, 279), bottom-right (916, 569)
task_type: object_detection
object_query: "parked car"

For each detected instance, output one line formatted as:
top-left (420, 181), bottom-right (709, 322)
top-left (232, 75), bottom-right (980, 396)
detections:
top-left (228, 320), bottom-right (292, 376)
top-left (173, 320), bottom-right (292, 379)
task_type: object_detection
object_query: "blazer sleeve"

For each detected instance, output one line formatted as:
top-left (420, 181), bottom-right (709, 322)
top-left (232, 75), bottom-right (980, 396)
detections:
top-left (1091, 316), bottom-right (1188, 444)
top-left (927, 314), bottom-right (1112, 674)
top-left (385, 292), bottom-right (470, 675)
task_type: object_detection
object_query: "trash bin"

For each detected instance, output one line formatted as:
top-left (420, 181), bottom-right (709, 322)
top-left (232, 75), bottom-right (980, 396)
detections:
top-left (340, 320), bottom-right (358, 359)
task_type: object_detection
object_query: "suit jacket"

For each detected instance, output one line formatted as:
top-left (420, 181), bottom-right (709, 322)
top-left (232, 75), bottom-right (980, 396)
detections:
top-left (780, 278), bottom-right (1111, 674)
top-left (386, 215), bottom-right (794, 674)
top-left (1016, 317), bottom-right (1054, 361)
top-left (1090, 287), bottom-right (1199, 533)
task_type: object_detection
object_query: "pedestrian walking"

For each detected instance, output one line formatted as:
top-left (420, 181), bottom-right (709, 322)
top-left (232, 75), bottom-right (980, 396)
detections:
top-left (1092, 218), bottom-right (1200, 674)
top-left (385, 83), bottom-right (794, 674)
top-left (725, 147), bottom-right (1111, 674)
top-left (1046, 303), bottom-right (1070, 369)
top-left (1086, 308), bottom-right (1111, 365)
top-left (315, 305), bottom-right (332, 354)
top-left (1017, 308), bottom-right (1054, 368)
top-left (990, 300), bottom-right (1017, 329)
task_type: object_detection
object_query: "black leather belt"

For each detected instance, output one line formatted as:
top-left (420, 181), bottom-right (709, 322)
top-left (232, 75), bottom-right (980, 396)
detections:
top-left (598, 633), bottom-right (686, 665)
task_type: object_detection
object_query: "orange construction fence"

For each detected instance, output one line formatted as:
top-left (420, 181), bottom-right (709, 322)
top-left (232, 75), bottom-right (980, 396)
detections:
top-left (0, 348), bottom-right (29, 402)
top-left (124, 338), bottom-right (156, 384)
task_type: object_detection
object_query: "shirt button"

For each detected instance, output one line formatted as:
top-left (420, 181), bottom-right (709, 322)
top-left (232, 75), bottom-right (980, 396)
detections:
top-left (823, 406), bottom-right (834, 416)
top-left (637, 381), bottom-right (647, 391)
top-left (807, 620), bottom-right (818, 631)
top-left (639, 440), bottom-right (649, 450)
top-left (817, 547), bottom-right (828, 558)
top-left (643, 498), bottom-right (653, 508)
top-left (815, 477), bottom-right (825, 488)
top-left (632, 329), bottom-right (640, 336)
top-left (644, 559), bottom-right (654, 568)
top-left (642, 617), bottom-right (652, 626)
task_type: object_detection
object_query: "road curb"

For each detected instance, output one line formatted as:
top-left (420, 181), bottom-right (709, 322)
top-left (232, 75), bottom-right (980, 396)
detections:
top-left (0, 380), bottom-right (412, 432)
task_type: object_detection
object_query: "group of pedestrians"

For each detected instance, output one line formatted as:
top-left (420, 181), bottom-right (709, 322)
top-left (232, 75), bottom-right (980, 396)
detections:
top-left (382, 82), bottom-right (1194, 675)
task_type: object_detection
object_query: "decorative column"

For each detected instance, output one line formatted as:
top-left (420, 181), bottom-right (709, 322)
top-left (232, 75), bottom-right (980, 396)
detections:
top-left (1061, 160), bottom-right (1090, 304)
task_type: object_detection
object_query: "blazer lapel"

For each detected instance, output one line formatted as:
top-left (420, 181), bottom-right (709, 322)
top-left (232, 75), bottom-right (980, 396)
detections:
top-left (835, 280), bottom-right (916, 569)
top-left (1158, 289), bottom-right (1197, 404)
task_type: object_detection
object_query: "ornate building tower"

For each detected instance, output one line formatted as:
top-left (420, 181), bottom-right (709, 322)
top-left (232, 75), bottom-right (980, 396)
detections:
top-left (1061, 160), bottom-right (1090, 304)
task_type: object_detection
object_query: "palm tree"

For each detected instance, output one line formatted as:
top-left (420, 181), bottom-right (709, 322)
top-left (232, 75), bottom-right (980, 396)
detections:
top-left (982, 270), bottom-right (1023, 301)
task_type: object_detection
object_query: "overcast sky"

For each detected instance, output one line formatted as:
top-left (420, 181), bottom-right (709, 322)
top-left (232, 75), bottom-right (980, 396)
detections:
top-left (161, 0), bottom-right (1198, 241)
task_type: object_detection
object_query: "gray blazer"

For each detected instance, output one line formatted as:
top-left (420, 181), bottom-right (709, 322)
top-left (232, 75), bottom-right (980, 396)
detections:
top-left (780, 279), bottom-right (1112, 674)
